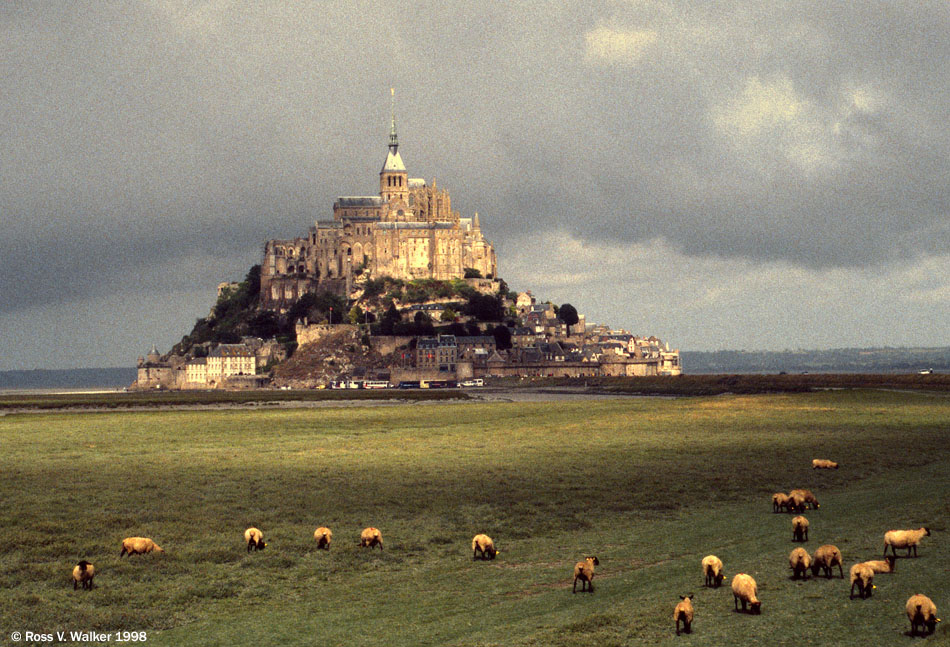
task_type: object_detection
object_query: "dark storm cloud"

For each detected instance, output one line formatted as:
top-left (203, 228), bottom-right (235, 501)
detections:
top-left (2, 1), bottom-right (949, 316)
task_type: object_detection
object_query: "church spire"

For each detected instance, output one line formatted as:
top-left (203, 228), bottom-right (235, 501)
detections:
top-left (380, 88), bottom-right (407, 202)
top-left (389, 88), bottom-right (398, 151)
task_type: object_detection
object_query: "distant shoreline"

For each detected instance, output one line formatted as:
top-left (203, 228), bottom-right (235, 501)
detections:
top-left (2, 374), bottom-right (948, 415)
top-left (1, 353), bottom-right (946, 392)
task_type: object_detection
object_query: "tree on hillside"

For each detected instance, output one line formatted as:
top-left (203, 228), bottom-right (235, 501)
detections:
top-left (440, 307), bottom-right (458, 323)
top-left (244, 265), bottom-right (261, 300)
top-left (248, 311), bottom-right (280, 339)
top-left (464, 293), bottom-right (505, 322)
top-left (464, 267), bottom-right (482, 279)
top-left (496, 278), bottom-right (510, 299)
top-left (559, 303), bottom-right (579, 335)
top-left (313, 292), bottom-right (347, 324)
top-left (287, 293), bottom-right (317, 325)
top-left (447, 322), bottom-right (468, 336)
top-left (491, 325), bottom-right (512, 350)
top-left (378, 302), bottom-right (401, 335)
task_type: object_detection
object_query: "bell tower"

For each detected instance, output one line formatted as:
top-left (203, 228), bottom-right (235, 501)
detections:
top-left (380, 89), bottom-right (409, 204)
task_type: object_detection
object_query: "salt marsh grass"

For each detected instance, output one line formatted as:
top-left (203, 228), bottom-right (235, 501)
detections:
top-left (0, 390), bottom-right (947, 645)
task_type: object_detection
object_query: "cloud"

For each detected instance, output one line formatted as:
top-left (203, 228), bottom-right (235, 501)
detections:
top-left (2, 2), bottom-right (950, 367)
top-left (584, 26), bottom-right (658, 65)
top-left (503, 230), bottom-right (950, 351)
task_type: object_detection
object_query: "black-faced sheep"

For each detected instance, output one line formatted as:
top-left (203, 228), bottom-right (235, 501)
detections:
top-left (731, 573), bottom-right (761, 614)
top-left (788, 489), bottom-right (819, 510)
top-left (772, 492), bottom-right (790, 513)
top-left (702, 555), bottom-right (726, 588)
top-left (572, 556), bottom-right (599, 593)
top-left (72, 560), bottom-right (95, 590)
top-left (883, 527), bottom-right (930, 558)
top-left (314, 527), bottom-right (332, 550)
top-left (811, 544), bottom-right (844, 578)
top-left (792, 515), bottom-right (809, 542)
top-left (789, 547), bottom-right (811, 580)
top-left (859, 556), bottom-right (896, 574)
top-left (849, 563), bottom-right (875, 599)
top-left (812, 459), bottom-right (839, 469)
top-left (674, 594), bottom-right (694, 635)
top-left (244, 527), bottom-right (267, 552)
top-left (906, 594), bottom-right (941, 636)
top-left (360, 527), bottom-right (383, 550)
top-left (472, 534), bottom-right (497, 560)
top-left (119, 537), bottom-right (163, 557)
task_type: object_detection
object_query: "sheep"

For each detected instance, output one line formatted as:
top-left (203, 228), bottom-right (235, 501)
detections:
top-left (811, 544), bottom-right (844, 579)
top-left (472, 534), bottom-right (497, 560)
top-left (787, 492), bottom-right (807, 514)
top-left (701, 555), bottom-right (726, 588)
top-left (788, 489), bottom-right (820, 510)
top-left (244, 527), bottom-right (267, 552)
top-left (119, 537), bottom-right (163, 557)
top-left (731, 573), bottom-right (761, 614)
top-left (572, 556), bottom-right (599, 594)
top-left (883, 527), bottom-right (930, 558)
top-left (772, 492), bottom-right (790, 513)
top-left (859, 556), bottom-right (896, 573)
top-left (360, 527), bottom-right (383, 550)
top-left (314, 527), bottom-right (332, 550)
top-left (812, 459), bottom-right (839, 469)
top-left (789, 547), bottom-right (811, 580)
top-left (673, 594), bottom-right (694, 635)
top-left (906, 594), bottom-right (941, 636)
top-left (792, 515), bottom-right (810, 543)
top-left (72, 560), bottom-right (95, 590)
top-left (849, 563), bottom-right (875, 599)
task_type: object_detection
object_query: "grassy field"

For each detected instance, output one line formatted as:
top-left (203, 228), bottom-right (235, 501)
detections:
top-left (1, 390), bottom-right (948, 646)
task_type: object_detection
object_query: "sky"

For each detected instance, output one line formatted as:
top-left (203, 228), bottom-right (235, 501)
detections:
top-left (2, 1), bottom-right (948, 370)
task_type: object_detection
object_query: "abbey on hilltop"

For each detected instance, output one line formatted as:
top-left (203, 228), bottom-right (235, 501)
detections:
top-left (260, 96), bottom-right (497, 312)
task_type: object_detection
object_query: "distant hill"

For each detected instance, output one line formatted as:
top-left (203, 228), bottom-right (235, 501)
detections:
top-left (0, 368), bottom-right (137, 391)
top-left (681, 347), bottom-right (950, 374)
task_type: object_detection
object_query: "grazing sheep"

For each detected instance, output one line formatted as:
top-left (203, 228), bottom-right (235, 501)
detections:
top-left (859, 556), bottom-right (896, 574)
top-left (472, 534), bottom-right (497, 560)
top-left (787, 492), bottom-right (807, 514)
top-left (360, 527), bottom-right (383, 550)
top-left (674, 594), bottom-right (694, 635)
top-left (906, 594), bottom-right (941, 636)
top-left (72, 560), bottom-right (95, 590)
top-left (811, 544), bottom-right (844, 579)
top-left (702, 555), bottom-right (726, 588)
top-left (772, 493), bottom-right (790, 513)
top-left (812, 459), bottom-right (839, 469)
top-left (572, 556), bottom-right (599, 594)
top-left (244, 527), bottom-right (267, 552)
top-left (792, 515), bottom-right (810, 543)
top-left (883, 527), bottom-right (930, 558)
top-left (788, 489), bottom-right (820, 510)
top-left (119, 537), bottom-right (163, 557)
top-left (314, 527), bottom-right (332, 550)
top-left (731, 573), bottom-right (761, 614)
top-left (849, 563), bottom-right (875, 599)
top-left (789, 547), bottom-right (812, 580)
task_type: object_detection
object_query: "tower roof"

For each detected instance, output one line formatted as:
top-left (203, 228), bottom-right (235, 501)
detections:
top-left (381, 149), bottom-right (405, 173)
